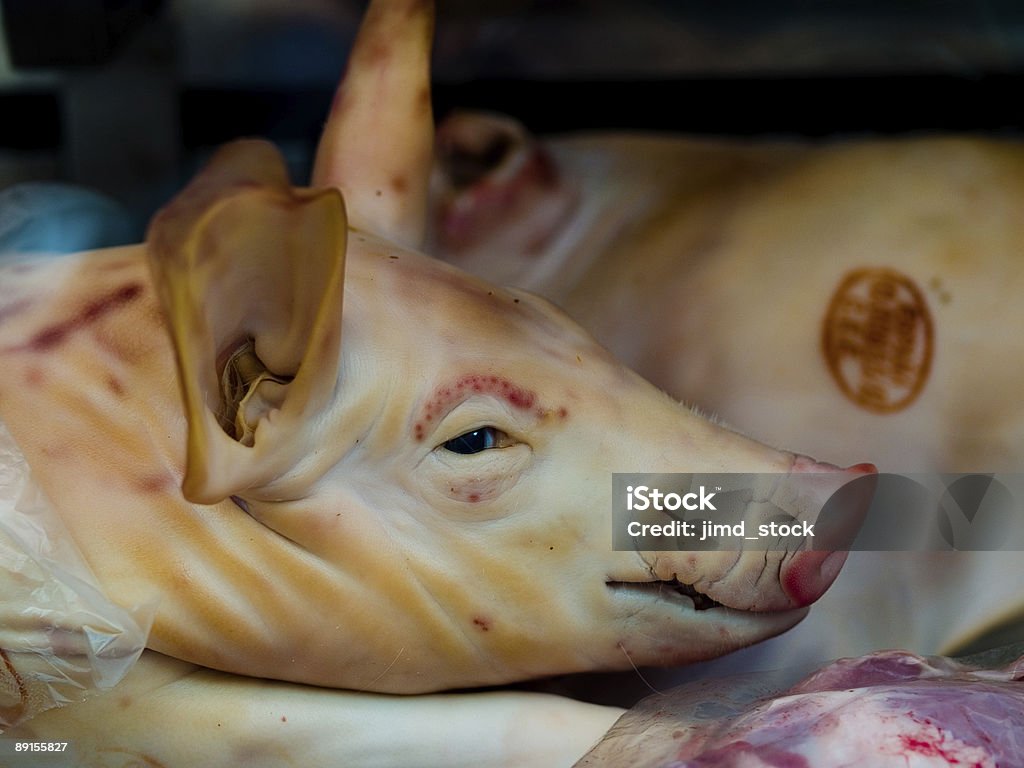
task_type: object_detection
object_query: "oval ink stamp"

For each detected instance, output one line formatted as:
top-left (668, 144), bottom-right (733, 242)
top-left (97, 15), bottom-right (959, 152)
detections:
top-left (822, 268), bottom-right (933, 413)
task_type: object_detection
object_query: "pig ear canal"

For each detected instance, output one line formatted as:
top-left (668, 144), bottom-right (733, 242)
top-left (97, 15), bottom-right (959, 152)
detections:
top-left (146, 139), bottom-right (347, 505)
top-left (219, 338), bottom-right (290, 446)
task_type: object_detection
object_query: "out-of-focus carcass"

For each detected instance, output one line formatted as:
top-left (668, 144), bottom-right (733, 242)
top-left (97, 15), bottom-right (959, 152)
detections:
top-left (429, 110), bottom-right (1024, 666)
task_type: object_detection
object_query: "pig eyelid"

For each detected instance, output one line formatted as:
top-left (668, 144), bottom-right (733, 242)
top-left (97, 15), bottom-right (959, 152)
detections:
top-left (440, 426), bottom-right (514, 455)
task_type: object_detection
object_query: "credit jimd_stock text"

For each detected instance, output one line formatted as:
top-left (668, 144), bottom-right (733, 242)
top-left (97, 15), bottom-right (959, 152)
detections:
top-left (624, 483), bottom-right (816, 542)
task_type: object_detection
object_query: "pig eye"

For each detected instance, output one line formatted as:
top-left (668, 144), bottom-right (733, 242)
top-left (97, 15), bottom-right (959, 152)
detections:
top-left (442, 426), bottom-right (510, 454)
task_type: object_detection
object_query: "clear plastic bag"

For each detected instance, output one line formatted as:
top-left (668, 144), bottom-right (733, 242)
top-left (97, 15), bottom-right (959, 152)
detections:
top-left (578, 644), bottom-right (1024, 767)
top-left (0, 420), bottom-right (153, 732)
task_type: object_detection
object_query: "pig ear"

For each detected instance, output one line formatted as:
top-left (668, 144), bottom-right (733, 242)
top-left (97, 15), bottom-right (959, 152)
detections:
top-left (146, 139), bottom-right (346, 504)
top-left (311, 0), bottom-right (434, 250)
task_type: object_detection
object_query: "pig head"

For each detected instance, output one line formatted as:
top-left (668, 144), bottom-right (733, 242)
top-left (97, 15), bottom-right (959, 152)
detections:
top-left (0, 0), bottom-right (870, 699)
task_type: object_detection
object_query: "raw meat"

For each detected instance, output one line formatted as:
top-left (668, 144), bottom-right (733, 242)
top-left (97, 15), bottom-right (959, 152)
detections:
top-left (577, 645), bottom-right (1024, 767)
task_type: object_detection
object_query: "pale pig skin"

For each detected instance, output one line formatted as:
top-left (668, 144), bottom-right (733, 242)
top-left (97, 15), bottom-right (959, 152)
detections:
top-left (432, 113), bottom-right (1024, 473)
top-left (430, 111), bottom-right (1024, 664)
top-left (0, 2), bottom-right (873, 767)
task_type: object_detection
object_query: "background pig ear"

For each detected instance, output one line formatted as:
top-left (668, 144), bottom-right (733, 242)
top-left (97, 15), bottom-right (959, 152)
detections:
top-left (311, 0), bottom-right (434, 250)
top-left (146, 139), bottom-right (346, 504)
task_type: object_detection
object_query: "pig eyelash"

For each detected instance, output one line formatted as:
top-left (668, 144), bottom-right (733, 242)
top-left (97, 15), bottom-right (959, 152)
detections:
top-left (688, 402), bottom-right (728, 428)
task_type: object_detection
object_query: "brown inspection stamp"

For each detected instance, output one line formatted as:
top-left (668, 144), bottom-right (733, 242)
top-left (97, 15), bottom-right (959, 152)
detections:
top-left (822, 267), bottom-right (933, 413)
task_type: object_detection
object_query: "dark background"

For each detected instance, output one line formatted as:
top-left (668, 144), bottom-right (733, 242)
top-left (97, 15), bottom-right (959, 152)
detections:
top-left (2, 0), bottom-right (1024, 222)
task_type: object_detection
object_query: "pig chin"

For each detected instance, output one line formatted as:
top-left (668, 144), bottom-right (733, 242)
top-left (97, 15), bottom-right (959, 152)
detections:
top-left (606, 576), bottom-right (812, 638)
top-left (605, 582), bottom-right (813, 666)
top-left (634, 611), bottom-right (812, 668)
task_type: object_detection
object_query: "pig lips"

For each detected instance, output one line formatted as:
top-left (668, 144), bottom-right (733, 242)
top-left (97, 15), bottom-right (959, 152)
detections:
top-left (670, 579), bottom-right (723, 611)
top-left (607, 578), bottom-right (724, 612)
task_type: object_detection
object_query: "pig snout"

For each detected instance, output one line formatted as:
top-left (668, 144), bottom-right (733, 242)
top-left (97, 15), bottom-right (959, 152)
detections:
top-left (604, 456), bottom-right (877, 669)
top-left (780, 458), bottom-right (877, 607)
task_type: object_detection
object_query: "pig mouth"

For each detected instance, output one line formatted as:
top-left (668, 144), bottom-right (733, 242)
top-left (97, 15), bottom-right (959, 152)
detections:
top-left (607, 579), bottom-right (724, 612)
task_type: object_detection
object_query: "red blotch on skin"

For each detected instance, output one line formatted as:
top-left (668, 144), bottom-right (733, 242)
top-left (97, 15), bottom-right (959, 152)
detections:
top-left (136, 474), bottom-right (173, 494)
top-left (782, 550), bottom-right (845, 608)
top-left (534, 404), bottom-right (571, 420)
top-left (107, 376), bottom-right (127, 397)
top-left (29, 325), bottom-right (67, 351)
top-left (902, 737), bottom-right (937, 755)
top-left (413, 374), bottom-right (539, 441)
top-left (472, 617), bottom-right (491, 632)
top-left (12, 282), bottom-right (143, 353)
top-left (898, 734), bottom-right (971, 764)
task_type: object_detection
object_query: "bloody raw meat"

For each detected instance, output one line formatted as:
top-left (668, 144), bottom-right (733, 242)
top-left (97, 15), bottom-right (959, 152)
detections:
top-left (577, 646), bottom-right (1024, 767)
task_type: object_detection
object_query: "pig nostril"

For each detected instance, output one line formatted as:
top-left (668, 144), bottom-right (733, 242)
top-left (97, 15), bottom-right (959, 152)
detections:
top-left (782, 550), bottom-right (848, 607)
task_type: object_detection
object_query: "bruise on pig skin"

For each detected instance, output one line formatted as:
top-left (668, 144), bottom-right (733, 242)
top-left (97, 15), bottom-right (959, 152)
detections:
top-left (4, 282), bottom-right (144, 354)
top-left (414, 373), bottom-right (569, 441)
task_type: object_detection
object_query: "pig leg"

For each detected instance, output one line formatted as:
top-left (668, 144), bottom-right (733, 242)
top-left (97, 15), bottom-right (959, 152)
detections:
top-left (2, 651), bottom-right (622, 768)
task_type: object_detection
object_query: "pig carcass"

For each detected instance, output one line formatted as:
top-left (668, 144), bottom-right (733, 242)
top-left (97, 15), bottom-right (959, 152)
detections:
top-left (0, 1), bottom-right (873, 766)
top-left (428, 109), bottom-right (1024, 667)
